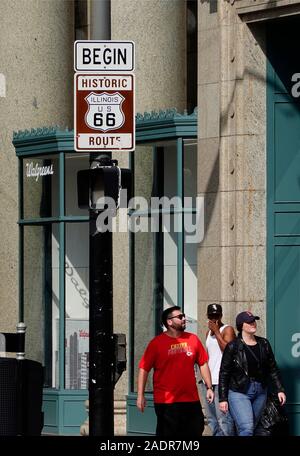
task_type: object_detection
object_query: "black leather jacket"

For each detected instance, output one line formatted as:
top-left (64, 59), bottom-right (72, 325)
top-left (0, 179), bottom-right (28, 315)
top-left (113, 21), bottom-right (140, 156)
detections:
top-left (219, 335), bottom-right (285, 402)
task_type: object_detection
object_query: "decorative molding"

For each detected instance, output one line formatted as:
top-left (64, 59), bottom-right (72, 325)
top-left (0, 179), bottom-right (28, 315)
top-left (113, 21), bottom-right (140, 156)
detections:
top-left (135, 107), bottom-right (197, 141)
top-left (13, 108), bottom-right (198, 140)
top-left (136, 107), bottom-right (197, 124)
top-left (13, 126), bottom-right (70, 141)
top-left (13, 107), bottom-right (198, 151)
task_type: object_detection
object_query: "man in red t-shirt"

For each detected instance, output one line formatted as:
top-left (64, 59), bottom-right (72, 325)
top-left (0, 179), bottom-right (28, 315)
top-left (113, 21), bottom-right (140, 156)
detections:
top-left (137, 306), bottom-right (214, 437)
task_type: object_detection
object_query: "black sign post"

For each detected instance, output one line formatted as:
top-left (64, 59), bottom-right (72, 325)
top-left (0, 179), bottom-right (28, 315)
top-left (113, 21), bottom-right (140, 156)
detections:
top-left (77, 155), bottom-right (130, 436)
top-left (88, 154), bottom-right (115, 436)
top-left (89, 212), bottom-right (114, 436)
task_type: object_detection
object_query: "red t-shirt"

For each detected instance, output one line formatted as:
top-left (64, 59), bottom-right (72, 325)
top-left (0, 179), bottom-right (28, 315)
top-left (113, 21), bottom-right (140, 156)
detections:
top-left (139, 332), bottom-right (208, 404)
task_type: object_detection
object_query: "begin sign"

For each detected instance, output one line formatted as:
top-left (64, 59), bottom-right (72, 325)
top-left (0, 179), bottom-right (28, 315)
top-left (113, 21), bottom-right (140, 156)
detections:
top-left (74, 73), bottom-right (135, 152)
top-left (75, 40), bottom-right (134, 72)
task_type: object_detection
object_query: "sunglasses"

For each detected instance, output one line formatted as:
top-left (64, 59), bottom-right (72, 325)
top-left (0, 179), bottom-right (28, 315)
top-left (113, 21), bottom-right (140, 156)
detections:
top-left (169, 313), bottom-right (185, 320)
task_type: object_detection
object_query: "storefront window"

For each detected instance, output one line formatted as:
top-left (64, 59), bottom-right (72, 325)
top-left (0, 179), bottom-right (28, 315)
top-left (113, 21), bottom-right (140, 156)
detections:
top-left (22, 155), bottom-right (59, 219)
top-left (183, 139), bottom-right (198, 332)
top-left (130, 135), bottom-right (198, 392)
top-left (133, 229), bottom-right (155, 392)
top-left (23, 223), bottom-right (59, 387)
top-left (20, 146), bottom-right (90, 391)
top-left (65, 154), bottom-right (89, 216)
top-left (65, 222), bottom-right (89, 389)
top-left (183, 139), bottom-right (197, 204)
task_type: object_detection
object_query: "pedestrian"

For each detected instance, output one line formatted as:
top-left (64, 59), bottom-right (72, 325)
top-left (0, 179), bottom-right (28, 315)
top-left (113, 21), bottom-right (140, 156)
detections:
top-left (136, 306), bottom-right (214, 437)
top-left (219, 310), bottom-right (286, 436)
top-left (199, 303), bottom-right (236, 436)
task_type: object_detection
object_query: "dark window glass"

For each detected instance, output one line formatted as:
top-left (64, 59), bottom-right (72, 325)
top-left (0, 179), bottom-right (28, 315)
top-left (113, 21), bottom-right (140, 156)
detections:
top-left (23, 155), bottom-right (59, 219)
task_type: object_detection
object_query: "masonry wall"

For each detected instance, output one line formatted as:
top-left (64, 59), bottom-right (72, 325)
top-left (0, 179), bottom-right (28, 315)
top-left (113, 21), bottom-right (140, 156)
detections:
top-left (0, 0), bottom-right (74, 331)
top-left (197, 1), bottom-right (267, 339)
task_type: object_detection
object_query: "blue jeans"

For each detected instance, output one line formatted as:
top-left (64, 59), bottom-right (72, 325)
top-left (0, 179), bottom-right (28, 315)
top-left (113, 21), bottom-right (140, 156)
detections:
top-left (228, 381), bottom-right (267, 436)
top-left (200, 382), bottom-right (235, 436)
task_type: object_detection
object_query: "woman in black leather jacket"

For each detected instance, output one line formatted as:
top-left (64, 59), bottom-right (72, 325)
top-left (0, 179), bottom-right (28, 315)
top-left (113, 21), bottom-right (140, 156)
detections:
top-left (218, 311), bottom-right (286, 436)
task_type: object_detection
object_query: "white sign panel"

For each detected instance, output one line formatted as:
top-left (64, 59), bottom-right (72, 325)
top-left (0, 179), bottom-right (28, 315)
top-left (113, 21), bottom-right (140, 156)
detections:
top-left (74, 40), bottom-right (135, 72)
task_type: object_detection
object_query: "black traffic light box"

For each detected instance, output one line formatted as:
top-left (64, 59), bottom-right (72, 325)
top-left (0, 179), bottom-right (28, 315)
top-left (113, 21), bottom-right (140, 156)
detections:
top-left (77, 166), bottom-right (132, 211)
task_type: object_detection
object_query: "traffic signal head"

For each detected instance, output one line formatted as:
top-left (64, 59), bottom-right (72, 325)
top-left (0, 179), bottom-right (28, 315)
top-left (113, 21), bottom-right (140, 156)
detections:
top-left (77, 165), bottom-right (132, 211)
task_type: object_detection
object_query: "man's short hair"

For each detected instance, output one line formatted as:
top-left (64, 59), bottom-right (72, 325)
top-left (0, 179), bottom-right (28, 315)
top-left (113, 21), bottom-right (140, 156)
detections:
top-left (161, 306), bottom-right (182, 329)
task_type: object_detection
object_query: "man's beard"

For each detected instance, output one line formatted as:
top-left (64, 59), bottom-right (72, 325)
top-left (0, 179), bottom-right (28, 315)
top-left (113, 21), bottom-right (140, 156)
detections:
top-left (177, 324), bottom-right (185, 332)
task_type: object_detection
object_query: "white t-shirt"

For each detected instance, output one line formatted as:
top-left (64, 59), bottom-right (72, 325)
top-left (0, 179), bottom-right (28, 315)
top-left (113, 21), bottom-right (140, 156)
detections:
top-left (206, 325), bottom-right (228, 385)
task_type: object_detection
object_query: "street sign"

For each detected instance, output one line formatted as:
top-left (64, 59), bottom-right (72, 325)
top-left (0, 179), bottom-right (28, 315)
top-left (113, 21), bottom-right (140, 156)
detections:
top-left (74, 40), bottom-right (134, 72)
top-left (74, 73), bottom-right (135, 151)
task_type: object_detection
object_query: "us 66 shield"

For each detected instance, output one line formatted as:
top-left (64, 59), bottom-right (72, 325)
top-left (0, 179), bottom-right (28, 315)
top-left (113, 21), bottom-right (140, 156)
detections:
top-left (74, 73), bottom-right (135, 151)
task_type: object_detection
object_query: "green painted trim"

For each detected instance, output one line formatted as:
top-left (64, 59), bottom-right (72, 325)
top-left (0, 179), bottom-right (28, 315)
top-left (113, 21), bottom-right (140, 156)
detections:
top-left (19, 158), bottom-right (24, 220)
top-left (177, 138), bottom-right (183, 309)
top-left (273, 238), bottom-right (300, 246)
top-left (58, 223), bottom-right (65, 389)
top-left (19, 217), bottom-right (61, 225)
top-left (129, 208), bottom-right (196, 217)
top-left (152, 147), bottom-right (158, 336)
top-left (266, 43), bottom-right (275, 347)
top-left (19, 225), bottom-right (24, 321)
top-left (19, 216), bottom-right (89, 225)
top-left (58, 215), bottom-right (90, 222)
top-left (126, 393), bottom-right (155, 436)
top-left (13, 128), bottom-right (75, 156)
top-left (136, 109), bottom-right (197, 143)
top-left (128, 150), bottom-right (134, 393)
top-left (18, 159), bottom-right (24, 320)
top-left (13, 109), bottom-right (197, 157)
top-left (59, 153), bottom-right (65, 389)
top-left (44, 388), bottom-right (88, 396)
top-left (16, 149), bottom-right (76, 158)
top-left (59, 153), bottom-right (65, 218)
top-left (266, 35), bottom-right (300, 347)
top-left (136, 129), bottom-right (197, 142)
top-left (272, 203), bottom-right (300, 212)
top-left (43, 389), bottom-right (88, 435)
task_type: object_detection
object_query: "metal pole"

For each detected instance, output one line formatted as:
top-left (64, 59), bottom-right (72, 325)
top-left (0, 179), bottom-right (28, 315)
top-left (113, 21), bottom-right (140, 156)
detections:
top-left (83, 0), bottom-right (114, 435)
top-left (89, 208), bottom-right (114, 435)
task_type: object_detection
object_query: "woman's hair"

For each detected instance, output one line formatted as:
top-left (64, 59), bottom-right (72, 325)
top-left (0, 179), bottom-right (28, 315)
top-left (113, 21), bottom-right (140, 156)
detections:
top-left (236, 323), bottom-right (243, 333)
top-left (161, 306), bottom-right (182, 329)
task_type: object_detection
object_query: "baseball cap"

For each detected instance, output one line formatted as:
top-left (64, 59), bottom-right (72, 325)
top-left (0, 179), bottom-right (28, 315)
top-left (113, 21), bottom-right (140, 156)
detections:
top-left (236, 311), bottom-right (260, 328)
top-left (207, 303), bottom-right (222, 316)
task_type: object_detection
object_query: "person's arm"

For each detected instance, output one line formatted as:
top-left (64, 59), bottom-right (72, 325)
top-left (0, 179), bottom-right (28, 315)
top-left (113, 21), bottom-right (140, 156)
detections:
top-left (208, 322), bottom-right (236, 352)
top-left (199, 362), bottom-right (214, 403)
top-left (218, 342), bottom-right (233, 403)
top-left (218, 343), bottom-right (233, 413)
top-left (136, 368), bottom-right (149, 412)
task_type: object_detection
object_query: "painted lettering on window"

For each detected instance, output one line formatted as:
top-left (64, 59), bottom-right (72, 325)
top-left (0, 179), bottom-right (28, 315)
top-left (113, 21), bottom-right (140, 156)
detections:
top-left (65, 261), bottom-right (89, 309)
top-left (291, 73), bottom-right (300, 98)
top-left (291, 332), bottom-right (300, 358)
top-left (26, 161), bottom-right (54, 181)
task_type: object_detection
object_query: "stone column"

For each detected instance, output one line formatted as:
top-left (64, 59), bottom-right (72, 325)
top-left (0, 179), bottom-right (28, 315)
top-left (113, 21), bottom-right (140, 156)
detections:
top-left (197, 1), bottom-right (267, 335)
top-left (0, 0), bottom-right (73, 328)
